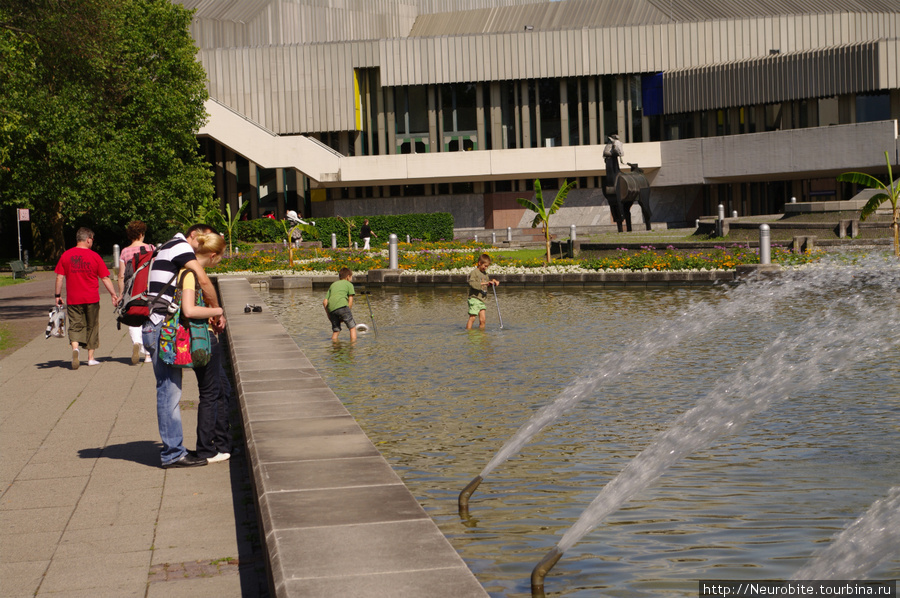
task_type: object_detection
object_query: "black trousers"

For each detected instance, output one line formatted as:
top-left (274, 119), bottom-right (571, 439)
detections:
top-left (195, 333), bottom-right (233, 458)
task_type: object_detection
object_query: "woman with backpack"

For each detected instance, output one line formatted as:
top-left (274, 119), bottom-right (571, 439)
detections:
top-left (119, 221), bottom-right (155, 364)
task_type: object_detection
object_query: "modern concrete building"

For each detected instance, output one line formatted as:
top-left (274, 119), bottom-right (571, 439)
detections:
top-left (179, 0), bottom-right (900, 231)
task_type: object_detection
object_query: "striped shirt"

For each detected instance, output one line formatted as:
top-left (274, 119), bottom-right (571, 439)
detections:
top-left (147, 233), bottom-right (196, 322)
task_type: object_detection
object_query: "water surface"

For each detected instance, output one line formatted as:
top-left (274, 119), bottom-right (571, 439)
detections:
top-left (259, 267), bottom-right (899, 597)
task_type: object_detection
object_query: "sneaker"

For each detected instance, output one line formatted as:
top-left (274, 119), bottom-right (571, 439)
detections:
top-left (162, 453), bottom-right (208, 468)
top-left (144, 354), bottom-right (152, 363)
top-left (87, 359), bottom-right (100, 366)
top-left (72, 349), bottom-right (79, 370)
top-left (131, 343), bottom-right (141, 365)
top-left (207, 452), bottom-right (231, 463)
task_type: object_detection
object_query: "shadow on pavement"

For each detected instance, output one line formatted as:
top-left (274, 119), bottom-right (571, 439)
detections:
top-left (79, 440), bottom-right (162, 468)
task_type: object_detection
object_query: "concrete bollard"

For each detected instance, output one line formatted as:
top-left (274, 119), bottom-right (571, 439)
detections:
top-left (759, 224), bottom-right (771, 264)
top-left (354, 241), bottom-right (358, 250)
top-left (406, 234), bottom-right (411, 243)
top-left (23, 250), bottom-right (29, 268)
top-left (491, 232), bottom-right (496, 245)
top-left (716, 204), bottom-right (725, 237)
top-left (570, 224), bottom-right (576, 241)
top-left (112, 244), bottom-right (120, 272)
top-left (331, 233), bottom-right (337, 249)
top-left (507, 226), bottom-right (512, 242)
top-left (732, 210), bottom-right (738, 218)
top-left (474, 235), bottom-right (478, 243)
top-left (790, 196), bottom-right (797, 203)
top-left (389, 234), bottom-right (399, 269)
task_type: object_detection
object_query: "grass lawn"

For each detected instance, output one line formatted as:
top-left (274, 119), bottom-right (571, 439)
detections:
top-left (0, 274), bottom-right (29, 288)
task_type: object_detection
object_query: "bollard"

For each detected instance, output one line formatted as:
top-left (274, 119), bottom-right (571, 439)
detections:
top-left (491, 232), bottom-right (497, 245)
top-left (759, 224), bottom-right (771, 264)
top-left (354, 241), bottom-right (358, 250)
top-left (790, 196), bottom-right (797, 203)
top-left (389, 234), bottom-right (399, 269)
top-left (732, 210), bottom-right (738, 218)
top-left (331, 233), bottom-right (337, 249)
top-left (474, 234), bottom-right (478, 243)
top-left (406, 234), bottom-right (411, 243)
top-left (570, 224), bottom-right (576, 241)
top-left (507, 226), bottom-right (512, 242)
top-left (23, 250), bottom-right (29, 268)
top-left (716, 204), bottom-right (725, 237)
top-left (695, 219), bottom-right (700, 228)
top-left (112, 244), bottom-right (120, 272)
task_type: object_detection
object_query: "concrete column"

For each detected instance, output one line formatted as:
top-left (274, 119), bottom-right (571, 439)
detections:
top-left (587, 76), bottom-right (598, 146)
top-left (386, 88), bottom-right (397, 154)
top-left (275, 168), bottom-right (285, 218)
top-left (476, 82), bottom-right (486, 151)
top-left (364, 70), bottom-right (375, 156)
top-left (375, 71), bottom-right (387, 156)
top-left (576, 78), bottom-right (584, 146)
top-left (534, 82), bottom-right (542, 146)
top-left (560, 79), bottom-right (570, 147)
top-left (520, 81), bottom-right (531, 148)
top-left (224, 148), bottom-right (238, 212)
top-left (616, 75), bottom-right (626, 139)
top-left (490, 82), bottom-right (503, 149)
top-left (428, 86), bottom-right (438, 154)
top-left (248, 162), bottom-right (259, 219)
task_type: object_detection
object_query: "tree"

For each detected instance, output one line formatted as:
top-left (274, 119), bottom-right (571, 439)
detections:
top-left (517, 179), bottom-right (577, 262)
top-left (837, 151), bottom-right (900, 257)
top-left (0, 0), bottom-right (213, 258)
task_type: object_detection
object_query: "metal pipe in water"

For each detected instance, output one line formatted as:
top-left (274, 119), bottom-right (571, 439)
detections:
top-left (457, 475), bottom-right (483, 516)
top-left (530, 546), bottom-right (563, 598)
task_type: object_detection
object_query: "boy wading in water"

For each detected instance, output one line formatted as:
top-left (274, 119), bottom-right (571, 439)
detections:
top-left (466, 253), bottom-right (499, 330)
top-left (324, 267), bottom-right (357, 341)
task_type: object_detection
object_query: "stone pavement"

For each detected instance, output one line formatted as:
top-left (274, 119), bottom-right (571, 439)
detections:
top-left (0, 278), bottom-right (267, 597)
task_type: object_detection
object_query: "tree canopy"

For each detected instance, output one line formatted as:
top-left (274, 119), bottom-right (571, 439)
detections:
top-left (0, 0), bottom-right (214, 258)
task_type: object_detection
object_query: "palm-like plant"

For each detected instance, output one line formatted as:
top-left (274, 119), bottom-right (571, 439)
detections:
top-left (837, 151), bottom-right (900, 257)
top-left (217, 198), bottom-right (249, 257)
top-left (336, 215), bottom-right (355, 248)
top-left (517, 179), bottom-right (577, 262)
top-left (278, 217), bottom-right (316, 266)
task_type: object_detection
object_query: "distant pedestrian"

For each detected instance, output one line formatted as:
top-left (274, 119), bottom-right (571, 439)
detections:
top-left (54, 227), bottom-right (119, 369)
top-left (118, 221), bottom-right (155, 364)
top-left (466, 253), bottom-right (499, 330)
top-left (360, 219), bottom-right (377, 250)
top-left (323, 267), bottom-right (357, 342)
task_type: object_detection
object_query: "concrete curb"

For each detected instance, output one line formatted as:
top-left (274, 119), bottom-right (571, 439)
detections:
top-left (218, 278), bottom-right (489, 598)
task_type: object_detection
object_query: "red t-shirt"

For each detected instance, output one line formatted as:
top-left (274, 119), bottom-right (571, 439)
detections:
top-left (54, 247), bottom-right (110, 305)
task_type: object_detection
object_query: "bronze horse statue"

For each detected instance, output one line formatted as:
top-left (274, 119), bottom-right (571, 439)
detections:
top-left (604, 145), bottom-right (652, 232)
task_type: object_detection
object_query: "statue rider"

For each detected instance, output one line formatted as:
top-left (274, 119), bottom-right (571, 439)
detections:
top-left (603, 133), bottom-right (624, 193)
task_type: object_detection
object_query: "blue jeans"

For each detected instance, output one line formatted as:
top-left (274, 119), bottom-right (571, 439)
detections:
top-left (144, 319), bottom-right (186, 465)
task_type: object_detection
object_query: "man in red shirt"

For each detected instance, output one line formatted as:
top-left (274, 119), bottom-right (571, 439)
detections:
top-left (54, 227), bottom-right (118, 369)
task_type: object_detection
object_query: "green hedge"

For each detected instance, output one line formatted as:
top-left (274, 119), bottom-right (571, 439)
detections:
top-left (235, 213), bottom-right (454, 246)
top-left (234, 218), bottom-right (284, 243)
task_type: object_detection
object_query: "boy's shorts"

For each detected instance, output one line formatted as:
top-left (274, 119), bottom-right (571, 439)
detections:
top-left (467, 297), bottom-right (486, 316)
top-left (328, 306), bottom-right (356, 332)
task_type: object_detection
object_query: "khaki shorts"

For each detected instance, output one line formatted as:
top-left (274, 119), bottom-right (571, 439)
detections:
top-left (67, 303), bottom-right (101, 349)
top-left (468, 297), bottom-right (486, 316)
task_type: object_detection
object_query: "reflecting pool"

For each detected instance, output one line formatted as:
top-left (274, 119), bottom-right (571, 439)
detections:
top-left (257, 261), bottom-right (900, 597)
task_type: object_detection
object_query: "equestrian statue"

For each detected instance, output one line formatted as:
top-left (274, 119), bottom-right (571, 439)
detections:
top-left (603, 134), bottom-right (652, 232)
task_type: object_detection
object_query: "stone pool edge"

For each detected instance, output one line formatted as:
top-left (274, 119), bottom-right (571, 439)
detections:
top-left (218, 277), bottom-right (490, 598)
top-left (227, 264), bottom-right (779, 290)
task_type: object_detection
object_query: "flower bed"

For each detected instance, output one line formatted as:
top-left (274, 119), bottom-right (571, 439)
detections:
top-left (209, 242), bottom-right (823, 276)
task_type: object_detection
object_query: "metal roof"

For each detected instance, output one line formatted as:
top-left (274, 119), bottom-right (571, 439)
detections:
top-left (408, 0), bottom-right (900, 36)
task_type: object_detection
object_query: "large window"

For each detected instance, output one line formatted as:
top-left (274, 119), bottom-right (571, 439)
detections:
top-left (857, 92), bottom-right (890, 123)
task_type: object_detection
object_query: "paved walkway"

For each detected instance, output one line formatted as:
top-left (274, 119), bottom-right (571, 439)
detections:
top-left (0, 276), bottom-right (267, 597)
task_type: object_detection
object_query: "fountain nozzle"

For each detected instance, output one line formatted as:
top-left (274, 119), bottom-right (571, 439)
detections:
top-left (458, 475), bottom-right (483, 517)
top-left (531, 546), bottom-right (563, 598)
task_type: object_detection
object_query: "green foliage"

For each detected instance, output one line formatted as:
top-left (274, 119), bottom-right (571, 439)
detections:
top-left (234, 218), bottom-right (283, 243)
top-left (310, 213), bottom-right (454, 246)
top-left (216, 200), bottom-right (249, 255)
top-left (517, 179), bottom-right (577, 262)
top-left (837, 151), bottom-right (900, 257)
top-left (0, 0), bottom-right (214, 259)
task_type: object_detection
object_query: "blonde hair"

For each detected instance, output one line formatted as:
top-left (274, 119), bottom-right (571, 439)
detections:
top-left (194, 231), bottom-right (226, 257)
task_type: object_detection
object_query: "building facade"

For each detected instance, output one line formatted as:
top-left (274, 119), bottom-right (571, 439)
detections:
top-left (181, 0), bottom-right (900, 231)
